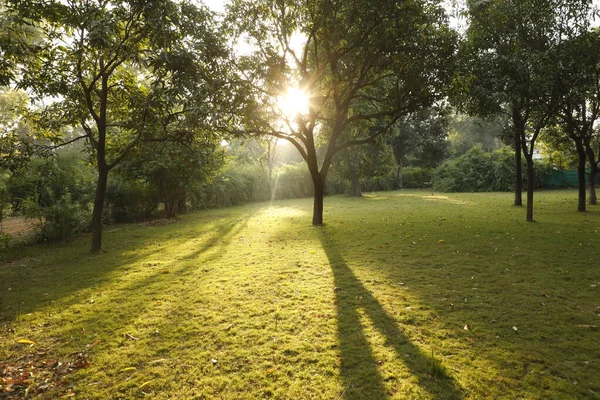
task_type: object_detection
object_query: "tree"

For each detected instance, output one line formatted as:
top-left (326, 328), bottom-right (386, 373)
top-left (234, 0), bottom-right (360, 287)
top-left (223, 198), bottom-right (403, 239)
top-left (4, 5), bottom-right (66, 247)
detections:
top-left (5, 0), bottom-right (228, 251)
top-left (228, 0), bottom-right (456, 225)
top-left (554, 30), bottom-right (600, 208)
top-left (456, 0), bottom-right (594, 221)
top-left (447, 113), bottom-right (507, 157)
top-left (115, 140), bottom-right (224, 218)
top-left (0, 88), bottom-right (34, 171)
top-left (387, 108), bottom-right (448, 190)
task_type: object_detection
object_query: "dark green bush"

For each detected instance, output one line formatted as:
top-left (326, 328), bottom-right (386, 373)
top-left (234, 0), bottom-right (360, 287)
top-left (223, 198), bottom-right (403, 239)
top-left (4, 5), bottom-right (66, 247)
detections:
top-left (402, 167), bottom-right (435, 189)
top-left (106, 179), bottom-right (159, 222)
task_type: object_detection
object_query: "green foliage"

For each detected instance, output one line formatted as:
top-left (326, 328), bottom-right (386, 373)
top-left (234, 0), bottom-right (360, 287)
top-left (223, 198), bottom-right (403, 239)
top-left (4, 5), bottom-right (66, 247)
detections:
top-left (273, 163), bottom-right (314, 200)
top-left (192, 163), bottom-right (270, 209)
top-left (115, 141), bottom-right (224, 218)
top-left (9, 152), bottom-right (95, 241)
top-left (402, 167), bottom-right (436, 189)
top-left (433, 145), bottom-right (555, 192)
top-left (105, 179), bottom-right (158, 223)
top-left (447, 114), bottom-right (507, 157)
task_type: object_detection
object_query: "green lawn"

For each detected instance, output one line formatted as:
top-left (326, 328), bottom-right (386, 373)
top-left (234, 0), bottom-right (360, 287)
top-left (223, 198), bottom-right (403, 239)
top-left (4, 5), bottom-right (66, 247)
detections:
top-left (1, 190), bottom-right (599, 399)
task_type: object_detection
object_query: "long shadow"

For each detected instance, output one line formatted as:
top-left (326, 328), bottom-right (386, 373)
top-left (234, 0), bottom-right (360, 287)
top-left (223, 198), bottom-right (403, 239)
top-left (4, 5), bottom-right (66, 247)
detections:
top-left (319, 231), bottom-right (464, 400)
top-left (0, 209), bottom-right (258, 324)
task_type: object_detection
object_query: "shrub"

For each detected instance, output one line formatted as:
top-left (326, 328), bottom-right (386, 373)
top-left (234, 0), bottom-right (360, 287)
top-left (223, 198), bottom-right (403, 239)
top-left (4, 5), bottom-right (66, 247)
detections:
top-left (433, 145), bottom-right (556, 192)
top-left (402, 167), bottom-right (435, 189)
top-left (106, 179), bottom-right (159, 222)
top-left (8, 153), bottom-right (95, 241)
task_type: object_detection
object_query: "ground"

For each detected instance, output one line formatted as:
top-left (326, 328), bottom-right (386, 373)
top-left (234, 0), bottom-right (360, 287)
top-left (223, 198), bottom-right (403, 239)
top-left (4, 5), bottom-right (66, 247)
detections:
top-left (0, 190), bottom-right (599, 399)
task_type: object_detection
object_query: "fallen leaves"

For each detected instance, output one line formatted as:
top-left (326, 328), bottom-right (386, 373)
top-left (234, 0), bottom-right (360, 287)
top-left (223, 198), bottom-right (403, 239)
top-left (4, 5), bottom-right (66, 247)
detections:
top-left (16, 339), bottom-right (35, 345)
top-left (1, 351), bottom-right (89, 398)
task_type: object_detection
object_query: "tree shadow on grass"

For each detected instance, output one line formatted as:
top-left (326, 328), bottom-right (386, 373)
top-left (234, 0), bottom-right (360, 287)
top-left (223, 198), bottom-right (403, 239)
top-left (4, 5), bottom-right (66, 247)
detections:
top-left (318, 230), bottom-right (464, 400)
top-left (0, 209), bottom-right (258, 324)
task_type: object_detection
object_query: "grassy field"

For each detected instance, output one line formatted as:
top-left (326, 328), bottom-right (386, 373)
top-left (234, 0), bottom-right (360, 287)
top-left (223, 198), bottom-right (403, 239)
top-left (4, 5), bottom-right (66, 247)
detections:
top-left (1, 190), bottom-right (599, 399)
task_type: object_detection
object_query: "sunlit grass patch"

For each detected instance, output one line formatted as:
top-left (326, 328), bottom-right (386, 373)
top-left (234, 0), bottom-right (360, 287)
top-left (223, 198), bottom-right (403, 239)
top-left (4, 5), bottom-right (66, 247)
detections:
top-left (1, 191), bottom-right (599, 399)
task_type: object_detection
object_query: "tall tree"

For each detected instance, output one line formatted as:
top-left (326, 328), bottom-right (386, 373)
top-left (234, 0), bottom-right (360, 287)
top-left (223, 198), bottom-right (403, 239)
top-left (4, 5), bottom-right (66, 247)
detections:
top-left (554, 30), bottom-right (600, 208)
top-left (227, 0), bottom-right (456, 225)
top-left (387, 108), bottom-right (448, 190)
top-left (456, 0), bottom-right (594, 221)
top-left (5, 0), bottom-right (228, 251)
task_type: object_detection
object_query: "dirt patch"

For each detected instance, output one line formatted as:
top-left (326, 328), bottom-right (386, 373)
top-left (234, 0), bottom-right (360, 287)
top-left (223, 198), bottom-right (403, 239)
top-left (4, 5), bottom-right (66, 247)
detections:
top-left (1, 218), bottom-right (38, 236)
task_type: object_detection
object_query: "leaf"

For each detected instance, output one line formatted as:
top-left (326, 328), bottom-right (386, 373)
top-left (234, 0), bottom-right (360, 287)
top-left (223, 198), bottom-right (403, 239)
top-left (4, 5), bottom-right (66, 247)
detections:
top-left (512, 326), bottom-right (518, 331)
top-left (437, 239), bottom-right (445, 243)
top-left (124, 333), bottom-right (139, 340)
top-left (463, 324), bottom-right (470, 331)
top-left (17, 339), bottom-right (35, 345)
top-left (120, 367), bottom-right (137, 372)
top-left (139, 380), bottom-right (155, 390)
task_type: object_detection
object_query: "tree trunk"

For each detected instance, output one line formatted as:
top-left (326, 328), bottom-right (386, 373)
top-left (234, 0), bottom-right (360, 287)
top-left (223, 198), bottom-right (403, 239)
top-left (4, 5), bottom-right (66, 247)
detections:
top-left (177, 191), bottom-right (187, 214)
top-left (514, 129), bottom-right (523, 206)
top-left (90, 167), bottom-right (109, 252)
top-left (589, 169), bottom-right (597, 205)
top-left (575, 139), bottom-right (587, 212)
top-left (395, 165), bottom-right (404, 190)
top-left (525, 156), bottom-right (534, 222)
top-left (312, 173), bottom-right (324, 226)
top-left (351, 163), bottom-right (361, 196)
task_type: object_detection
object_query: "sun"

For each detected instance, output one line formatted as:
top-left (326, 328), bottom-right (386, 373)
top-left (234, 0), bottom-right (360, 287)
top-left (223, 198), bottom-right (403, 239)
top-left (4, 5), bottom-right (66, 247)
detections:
top-left (276, 86), bottom-right (309, 119)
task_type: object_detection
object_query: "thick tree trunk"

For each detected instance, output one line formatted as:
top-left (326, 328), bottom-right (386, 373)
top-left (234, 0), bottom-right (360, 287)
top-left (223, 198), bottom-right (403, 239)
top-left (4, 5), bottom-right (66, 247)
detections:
top-left (351, 163), bottom-right (361, 196)
top-left (312, 174), bottom-right (324, 226)
top-left (589, 169), bottom-right (597, 205)
top-left (525, 156), bottom-right (534, 222)
top-left (575, 139), bottom-right (587, 212)
top-left (514, 130), bottom-right (523, 206)
top-left (90, 167), bottom-right (109, 252)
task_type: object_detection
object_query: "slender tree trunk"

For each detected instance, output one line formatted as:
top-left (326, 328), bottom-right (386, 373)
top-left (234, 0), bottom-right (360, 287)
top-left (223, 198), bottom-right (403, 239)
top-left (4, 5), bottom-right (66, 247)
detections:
top-left (90, 69), bottom-right (109, 253)
top-left (351, 163), bottom-right (361, 196)
top-left (525, 155), bottom-right (534, 222)
top-left (395, 165), bottom-right (403, 190)
top-left (575, 139), bottom-right (587, 212)
top-left (589, 169), bottom-right (597, 205)
top-left (90, 166), bottom-right (108, 252)
top-left (312, 173), bottom-right (324, 225)
top-left (514, 128), bottom-right (523, 206)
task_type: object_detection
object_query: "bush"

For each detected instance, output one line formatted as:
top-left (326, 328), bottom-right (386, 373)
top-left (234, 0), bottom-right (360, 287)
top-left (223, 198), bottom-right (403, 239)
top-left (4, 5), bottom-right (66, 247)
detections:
top-left (433, 145), bottom-right (556, 193)
top-left (106, 179), bottom-right (159, 222)
top-left (402, 167), bottom-right (435, 189)
top-left (361, 174), bottom-right (396, 192)
top-left (433, 145), bottom-right (495, 192)
top-left (11, 153), bottom-right (96, 241)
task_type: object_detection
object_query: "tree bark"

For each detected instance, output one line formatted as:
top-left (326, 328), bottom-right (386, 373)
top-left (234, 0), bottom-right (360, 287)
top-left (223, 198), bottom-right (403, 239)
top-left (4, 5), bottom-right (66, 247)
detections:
top-left (513, 122), bottom-right (523, 206)
top-left (525, 155), bottom-right (534, 222)
top-left (395, 163), bottom-right (403, 190)
top-left (90, 166), bottom-right (108, 252)
top-left (350, 163), bottom-right (361, 196)
top-left (575, 138), bottom-right (587, 212)
top-left (312, 173), bottom-right (324, 225)
top-left (589, 169), bottom-right (597, 205)
top-left (584, 138), bottom-right (598, 206)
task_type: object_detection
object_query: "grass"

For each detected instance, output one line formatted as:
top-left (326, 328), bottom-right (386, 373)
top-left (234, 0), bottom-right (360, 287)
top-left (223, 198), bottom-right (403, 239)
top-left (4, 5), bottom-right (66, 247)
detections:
top-left (0, 190), bottom-right (599, 399)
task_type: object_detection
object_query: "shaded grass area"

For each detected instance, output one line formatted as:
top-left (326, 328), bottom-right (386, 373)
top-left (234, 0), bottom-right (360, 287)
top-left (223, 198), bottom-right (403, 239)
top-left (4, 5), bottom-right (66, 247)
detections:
top-left (0, 190), bottom-right (599, 399)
